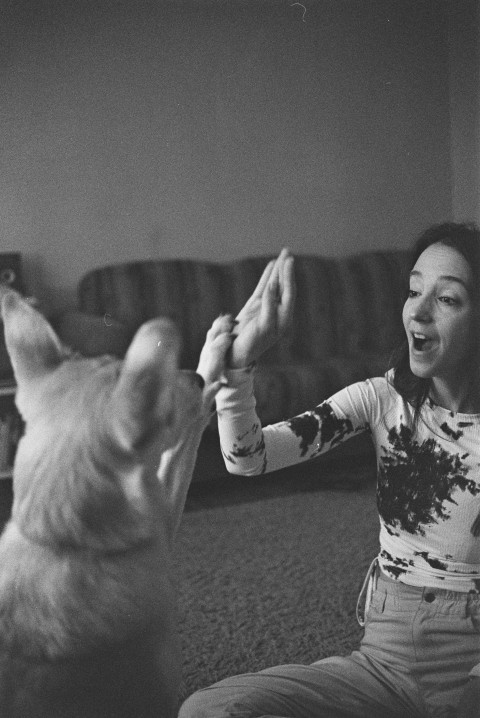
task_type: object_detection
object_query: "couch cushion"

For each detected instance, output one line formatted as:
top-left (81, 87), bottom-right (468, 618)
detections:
top-left (79, 258), bottom-right (268, 368)
top-left (328, 251), bottom-right (409, 357)
top-left (53, 310), bottom-right (133, 357)
top-left (78, 250), bottom-right (410, 369)
top-left (253, 355), bottom-right (390, 425)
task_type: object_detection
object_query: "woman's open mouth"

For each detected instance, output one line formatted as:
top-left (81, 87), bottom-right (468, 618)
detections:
top-left (411, 332), bottom-right (435, 353)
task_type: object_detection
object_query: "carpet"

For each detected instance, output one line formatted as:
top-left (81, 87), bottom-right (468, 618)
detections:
top-left (176, 464), bottom-right (378, 702)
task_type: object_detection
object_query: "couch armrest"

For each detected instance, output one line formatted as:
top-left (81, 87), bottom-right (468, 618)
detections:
top-left (52, 310), bottom-right (133, 358)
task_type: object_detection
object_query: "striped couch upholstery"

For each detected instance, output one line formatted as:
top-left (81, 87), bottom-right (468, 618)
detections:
top-left (75, 250), bottom-right (411, 481)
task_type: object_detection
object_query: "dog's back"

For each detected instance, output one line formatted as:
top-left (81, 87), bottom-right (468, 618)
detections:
top-left (0, 291), bottom-right (206, 717)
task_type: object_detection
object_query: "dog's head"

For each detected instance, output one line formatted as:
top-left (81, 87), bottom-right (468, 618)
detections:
top-left (0, 289), bottom-right (204, 549)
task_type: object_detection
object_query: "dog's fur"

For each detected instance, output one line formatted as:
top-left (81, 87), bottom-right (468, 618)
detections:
top-left (0, 290), bottom-right (224, 717)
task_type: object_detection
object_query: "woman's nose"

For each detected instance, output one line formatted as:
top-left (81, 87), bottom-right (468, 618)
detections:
top-left (410, 295), bottom-right (433, 322)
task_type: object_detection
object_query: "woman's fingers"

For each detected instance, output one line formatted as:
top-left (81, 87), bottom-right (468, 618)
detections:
top-left (264, 251), bottom-right (295, 327)
top-left (236, 250), bottom-right (290, 322)
top-left (250, 259), bottom-right (276, 300)
top-left (235, 260), bottom-right (275, 324)
top-left (259, 280), bottom-right (280, 334)
top-left (279, 249), bottom-right (293, 290)
top-left (278, 254), bottom-right (296, 327)
top-left (266, 248), bottom-right (291, 295)
top-left (248, 249), bottom-right (291, 304)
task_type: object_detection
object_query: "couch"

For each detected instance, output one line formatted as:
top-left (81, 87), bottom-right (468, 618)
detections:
top-left (54, 249), bottom-right (412, 485)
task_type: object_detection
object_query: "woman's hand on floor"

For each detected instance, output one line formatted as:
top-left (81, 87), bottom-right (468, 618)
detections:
top-left (228, 248), bottom-right (296, 368)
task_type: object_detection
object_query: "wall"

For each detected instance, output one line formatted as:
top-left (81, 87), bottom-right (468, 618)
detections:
top-left (0, 0), bottom-right (469, 313)
top-left (447, 0), bottom-right (480, 224)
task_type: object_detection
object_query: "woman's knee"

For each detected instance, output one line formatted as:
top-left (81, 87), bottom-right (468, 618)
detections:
top-left (178, 663), bottom-right (332, 718)
top-left (178, 689), bottom-right (212, 718)
top-left (178, 683), bottom-right (254, 718)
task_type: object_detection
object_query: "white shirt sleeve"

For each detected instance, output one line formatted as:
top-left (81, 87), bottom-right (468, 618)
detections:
top-left (216, 365), bottom-right (379, 476)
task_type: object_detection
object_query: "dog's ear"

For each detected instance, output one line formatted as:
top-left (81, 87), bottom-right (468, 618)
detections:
top-left (109, 318), bottom-right (180, 452)
top-left (1, 290), bottom-right (68, 386)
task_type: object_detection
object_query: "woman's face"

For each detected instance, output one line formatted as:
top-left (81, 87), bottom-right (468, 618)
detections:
top-left (402, 242), bottom-right (477, 386)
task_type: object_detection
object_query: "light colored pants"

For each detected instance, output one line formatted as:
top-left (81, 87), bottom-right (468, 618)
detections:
top-left (179, 568), bottom-right (480, 718)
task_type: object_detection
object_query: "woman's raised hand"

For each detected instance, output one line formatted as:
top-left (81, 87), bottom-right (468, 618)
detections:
top-left (229, 248), bottom-right (296, 368)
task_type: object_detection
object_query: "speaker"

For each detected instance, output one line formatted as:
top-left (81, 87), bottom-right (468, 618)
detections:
top-left (0, 253), bottom-right (23, 294)
top-left (0, 253), bottom-right (24, 381)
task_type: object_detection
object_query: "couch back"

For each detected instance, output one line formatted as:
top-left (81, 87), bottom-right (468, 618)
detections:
top-left (78, 250), bottom-right (411, 369)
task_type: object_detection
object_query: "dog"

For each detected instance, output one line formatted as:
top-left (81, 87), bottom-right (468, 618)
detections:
top-left (0, 289), bottom-right (232, 717)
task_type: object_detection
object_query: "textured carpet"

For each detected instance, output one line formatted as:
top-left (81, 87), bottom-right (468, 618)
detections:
top-left (176, 467), bottom-right (378, 702)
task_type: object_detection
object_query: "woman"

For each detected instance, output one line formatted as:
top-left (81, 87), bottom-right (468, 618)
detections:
top-left (184, 222), bottom-right (480, 718)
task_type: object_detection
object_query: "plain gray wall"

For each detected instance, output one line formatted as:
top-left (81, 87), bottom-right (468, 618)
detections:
top-left (0, 0), bottom-right (478, 314)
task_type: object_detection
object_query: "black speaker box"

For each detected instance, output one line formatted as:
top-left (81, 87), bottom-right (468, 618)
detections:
top-left (0, 253), bottom-right (24, 381)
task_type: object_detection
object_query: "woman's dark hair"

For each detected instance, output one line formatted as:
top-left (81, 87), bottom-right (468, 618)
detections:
top-left (390, 221), bottom-right (480, 424)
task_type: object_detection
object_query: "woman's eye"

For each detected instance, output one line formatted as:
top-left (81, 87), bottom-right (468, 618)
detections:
top-left (407, 289), bottom-right (419, 298)
top-left (439, 296), bottom-right (457, 306)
